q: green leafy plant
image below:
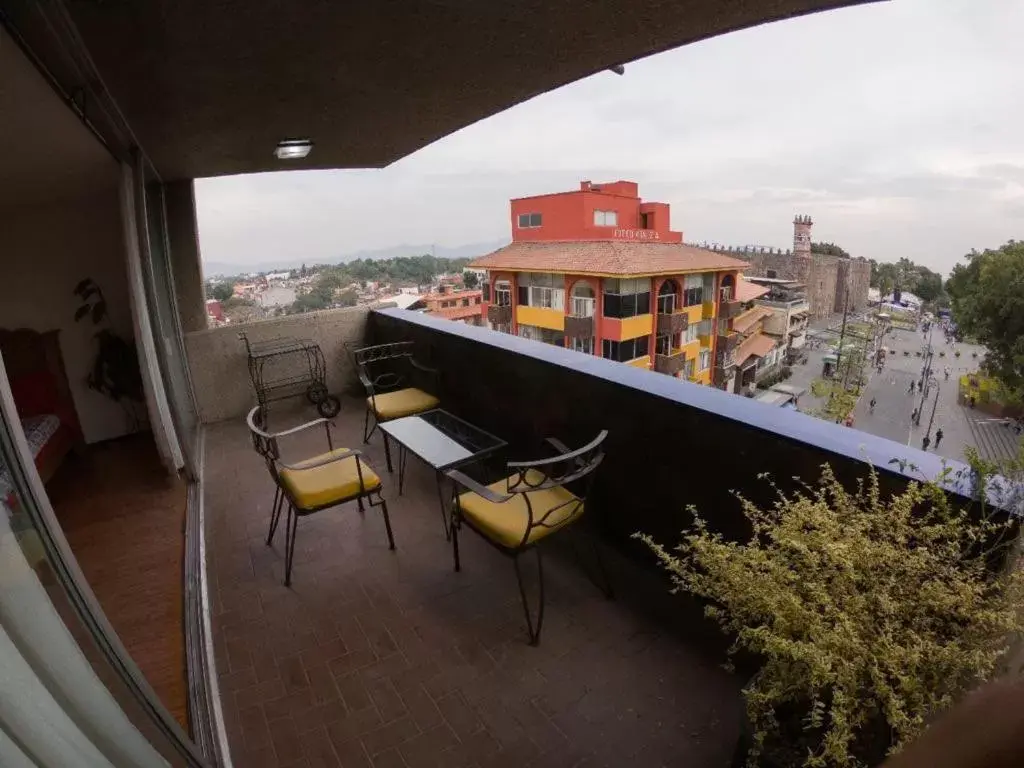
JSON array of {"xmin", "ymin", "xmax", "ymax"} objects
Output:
[
  {"xmin": 636, "ymin": 465, "xmax": 1022, "ymax": 767},
  {"xmin": 73, "ymin": 279, "xmax": 144, "ymax": 417}
]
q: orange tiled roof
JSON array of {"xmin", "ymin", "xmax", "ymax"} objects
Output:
[
  {"xmin": 735, "ymin": 280, "xmax": 771, "ymax": 302},
  {"xmin": 734, "ymin": 332, "xmax": 776, "ymax": 366},
  {"xmin": 469, "ymin": 240, "xmax": 749, "ymax": 276},
  {"xmin": 429, "ymin": 305, "xmax": 483, "ymax": 321},
  {"xmin": 421, "ymin": 288, "xmax": 482, "ymax": 302},
  {"xmin": 732, "ymin": 305, "xmax": 774, "ymax": 335}
]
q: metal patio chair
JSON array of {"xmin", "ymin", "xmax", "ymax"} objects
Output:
[
  {"xmin": 447, "ymin": 431, "xmax": 611, "ymax": 645},
  {"xmin": 246, "ymin": 405, "xmax": 395, "ymax": 586},
  {"xmin": 346, "ymin": 341, "xmax": 440, "ymax": 467}
]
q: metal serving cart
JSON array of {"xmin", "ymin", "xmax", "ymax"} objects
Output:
[{"xmin": 239, "ymin": 333, "xmax": 341, "ymax": 421}]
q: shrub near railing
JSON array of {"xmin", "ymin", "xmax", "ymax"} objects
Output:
[{"xmin": 637, "ymin": 464, "xmax": 1023, "ymax": 768}]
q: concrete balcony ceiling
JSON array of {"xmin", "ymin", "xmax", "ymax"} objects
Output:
[{"xmin": 62, "ymin": 0, "xmax": 871, "ymax": 179}]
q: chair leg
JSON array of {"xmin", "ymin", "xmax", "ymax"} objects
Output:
[
  {"xmin": 266, "ymin": 487, "xmax": 284, "ymax": 546},
  {"xmin": 364, "ymin": 406, "xmax": 380, "ymax": 443},
  {"xmin": 380, "ymin": 499, "xmax": 396, "ymax": 550},
  {"xmin": 357, "ymin": 495, "xmax": 365, "ymax": 515},
  {"xmin": 284, "ymin": 505, "xmax": 299, "ymax": 587},
  {"xmin": 513, "ymin": 549, "xmax": 545, "ymax": 646}
]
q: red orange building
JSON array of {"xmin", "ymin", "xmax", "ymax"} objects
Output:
[
  {"xmin": 471, "ymin": 181, "xmax": 751, "ymax": 388},
  {"xmin": 418, "ymin": 285, "xmax": 483, "ymax": 325}
]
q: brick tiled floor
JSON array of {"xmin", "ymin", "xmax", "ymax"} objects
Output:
[{"xmin": 204, "ymin": 402, "xmax": 739, "ymax": 767}]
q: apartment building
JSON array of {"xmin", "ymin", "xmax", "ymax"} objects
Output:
[
  {"xmin": 418, "ymin": 285, "xmax": 483, "ymax": 324},
  {"xmin": 472, "ymin": 181, "xmax": 750, "ymax": 387}
]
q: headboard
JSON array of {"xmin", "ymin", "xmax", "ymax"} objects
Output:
[{"xmin": 0, "ymin": 328, "xmax": 81, "ymax": 438}]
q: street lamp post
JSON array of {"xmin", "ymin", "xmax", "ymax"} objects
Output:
[{"xmin": 923, "ymin": 377, "xmax": 940, "ymax": 449}]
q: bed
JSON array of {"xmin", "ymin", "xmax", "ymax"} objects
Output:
[{"xmin": 1, "ymin": 328, "xmax": 82, "ymax": 487}]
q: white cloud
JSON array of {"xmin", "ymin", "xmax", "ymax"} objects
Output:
[{"xmin": 196, "ymin": 0, "xmax": 1024, "ymax": 275}]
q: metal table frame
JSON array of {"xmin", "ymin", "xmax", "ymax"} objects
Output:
[{"xmin": 380, "ymin": 409, "xmax": 506, "ymax": 540}]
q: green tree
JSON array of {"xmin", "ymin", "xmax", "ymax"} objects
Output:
[
  {"xmin": 811, "ymin": 241, "xmax": 851, "ymax": 258},
  {"xmin": 462, "ymin": 270, "xmax": 479, "ymax": 289},
  {"xmin": 208, "ymin": 283, "xmax": 234, "ymax": 302},
  {"xmin": 336, "ymin": 288, "xmax": 359, "ymax": 307},
  {"xmin": 947, "ymin": 240, "xmax": 1024, "ymax": 396}
]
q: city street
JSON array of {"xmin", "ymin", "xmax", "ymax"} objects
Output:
[
  {"xmin": 783, "ymin": 313, "xmax": 1012, "ymax": 465},
  {"xmin": 851, "ymin": 327, "xmax": 992, "ymax": 463}
]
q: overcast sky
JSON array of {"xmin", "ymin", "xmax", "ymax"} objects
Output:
[{"xmin": 195, "ymin": 0, "xmax": 1024, "ymax": 277}]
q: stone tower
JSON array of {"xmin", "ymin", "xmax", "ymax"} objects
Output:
[{"xmin": 793, "ymin": 214, "xmax": 813, "ymax": 258}]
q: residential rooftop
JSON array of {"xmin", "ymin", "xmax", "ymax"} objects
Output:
[{"xmin": 469, "ymin": 241, "xmax": 750, "ymax": 277}]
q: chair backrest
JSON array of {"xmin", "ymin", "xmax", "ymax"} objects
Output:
[
  {"xmin": 505, "ymin": 430, "xmax": 608, "ymax": 539},
  {"xmin": 246, "ymin": 405, "xmax": 281, "ymax": 480},
  {"xmin": 345, "ymin": 341, "xmax": 416, "ymax": 394}
]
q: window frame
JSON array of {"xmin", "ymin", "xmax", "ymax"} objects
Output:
[
  {"xmin": 517, "ymin": 212, "xmax": 543, "ymax": 229},
  {"xmin": 593, "ymin": 209, "xmax": 618, "ymax": 227}
]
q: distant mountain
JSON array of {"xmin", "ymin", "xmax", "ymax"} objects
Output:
[{"xmin": 203, "ymin": 239, "xmax": 507, "ymax": 277}]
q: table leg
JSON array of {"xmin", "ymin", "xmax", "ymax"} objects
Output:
[
  {"xmin": 398, "ymin": 444, "xmax": 408, "ymax": 496},
  {"xmin": 435, "ymin": 471, "xmax": 452, "ymax": 541},
  {"xmin": 383, "ymin": 432, "xmax": 394, "ymax": 473}
]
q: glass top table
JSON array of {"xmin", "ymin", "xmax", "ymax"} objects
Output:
[{"xmin": 380, "ymin": 409, "xmax": 506, "ymax": 538}]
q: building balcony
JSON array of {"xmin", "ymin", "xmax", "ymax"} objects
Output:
[
  {"xmin": 654, "ymin": 349, "xmax": 686, "ymax": 376},
  {"xmin": 185, "ymin": 306, "xmax": 974, "ymax": 768},
  {"xmin": 655, "ymin": 310, "xmax": 688, "ymax": 336},
  {"xmin": 565, "ymin": 313, "xmax": 595, "ymax": 339},
  {"xmin": 717, "ymin": 332, "xmax": 739, "ymax": 354},
  {"xmin": 487, "ymin": 303, "xmax": 512, "ymax": 326},
  {"xmin": 720, "ymin": 300, "xmax": 742, "ymax": 319}
]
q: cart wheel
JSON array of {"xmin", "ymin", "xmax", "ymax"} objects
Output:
[
  {"xmin": 317, "ymin": 396, "xmax": 341, "ymax": 418},
  {"xmin": 306, "ymin": 383, "xmax": 327, "ymax": 404}
]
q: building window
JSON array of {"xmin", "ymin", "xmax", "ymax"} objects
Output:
[
  {"xmin": 570, "ymin": 337, "xmax": 595, "ymax": 355},
  {"xmin": 518, "ymin": 212, "xmax": 542, "ymax": 228},
  {"xmin": 518, "ymin": 273, "xmax": 565, "ymax": 310},
  {"xmin": 655, "ymin": 334, "xmax": 672, "ymax": 356},
  {"xmin": 593, "ymin": 210, "xmax": 618, "ymax": 227},
  {"xmin": 656, "ymin": 280, "xmax": 678, "ymax": 315},
  {"xmin": 767, "ymin": 269, "xmax": 777, "ymax": 279},
  {"xmin": 699, "ymin": 348, "xmax": 712, "ymax": 371},
  {"xmin": 640, "ymin": 212, "xmax": 651, "ymax": 229},
  {"xmin": 684, "ymin": 323, "xmax": 700, "ymax": 344},
  {"xmin": 601, "ymin": 335, "xmax": 650, "ymax": 363},
  {"xmin": 682, "ymin": 274, "xmax": 703, "ymax": 307},
  {"xmin": 683, "ymin": 359, "xmax": 696, "ymax": 379},
  {"xmin": 602, "ymin": 278, "xmax": 651, "ymax": 319},
  {"xmin": 482, "ymin": 281, "xmax": 491, "ymax": 302},
  {"xmin": 518, "ymin": 324, "xmax": 564, "ymax": 347},
  {"xmin": 494, "ymin": 281, "xmax": 511, "ymax": 306},
  {"xmin": 461, "ymin": 298, "xmax": 469, "ymax": 307}
]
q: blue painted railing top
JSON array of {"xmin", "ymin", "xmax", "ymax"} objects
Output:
[{"xmin": 374, "ymin": 308, "xmax": 1008, "ymax": 510}]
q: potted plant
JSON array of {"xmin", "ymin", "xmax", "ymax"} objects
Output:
[
  {"xmin": 636, "ymin": 465, "xmax": 1022, "ymax": 767},
  {"xmin": 939, "ymin": 350, "xmax": 946, "ymax": 357},
  {"xmin": 955, "ymin": 350, "xmax": 962, "ymax": 358}
]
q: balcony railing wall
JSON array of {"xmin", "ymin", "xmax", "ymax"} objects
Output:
[
  {"xmin": 367, "ymin": 309, "xmax": 983, "ymax": 560},
  {"xmin": 185, "ymin": 305, "xmax": 371, "ymax": 422}
]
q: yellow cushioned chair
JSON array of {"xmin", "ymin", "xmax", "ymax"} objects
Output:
[
  {"xmin": 346, "ymin": 341, "xmax": 440, "ymax": 472},
  {"xmin": 368, "ymin": 388, "xmax": 439, "ymax": 421},
  {"xmin": 447, "ymin": 431, "xmax": 611, "ymax": 645},
  {"xmin": 247, "ymin": 406, "xmax": 395, "ymax": 586}
]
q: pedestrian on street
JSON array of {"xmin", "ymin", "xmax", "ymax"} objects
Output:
[
  {"xmin": 912, "ymin": 408, "xmax": 919, "ymax": 423},
  {"xmin": 917, "ymin": 379, "xmax": 923, "ymax": 392},
  {"xmin": 869, "ymin": 397, "xmax": 876, "ymax": 412},
  {"xmin": 909, "ymin": 381, "xmax": 915, "ymax": 394},
  {"xmin": 935, "ymin": 428, "xmax": 944, "ymax": 448},
  {"xmin": 922, "ymin": 435, "xmax": 931, "ymax": 451}
]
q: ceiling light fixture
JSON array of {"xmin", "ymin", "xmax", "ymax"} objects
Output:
[{"xmin": 274, "ymin": 139, "xmax": 313, "ymax": 160}]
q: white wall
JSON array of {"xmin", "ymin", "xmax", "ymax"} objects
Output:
[{"xmin": 0, "ymin": 192, "xmax": 138, "ymax": 443}]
